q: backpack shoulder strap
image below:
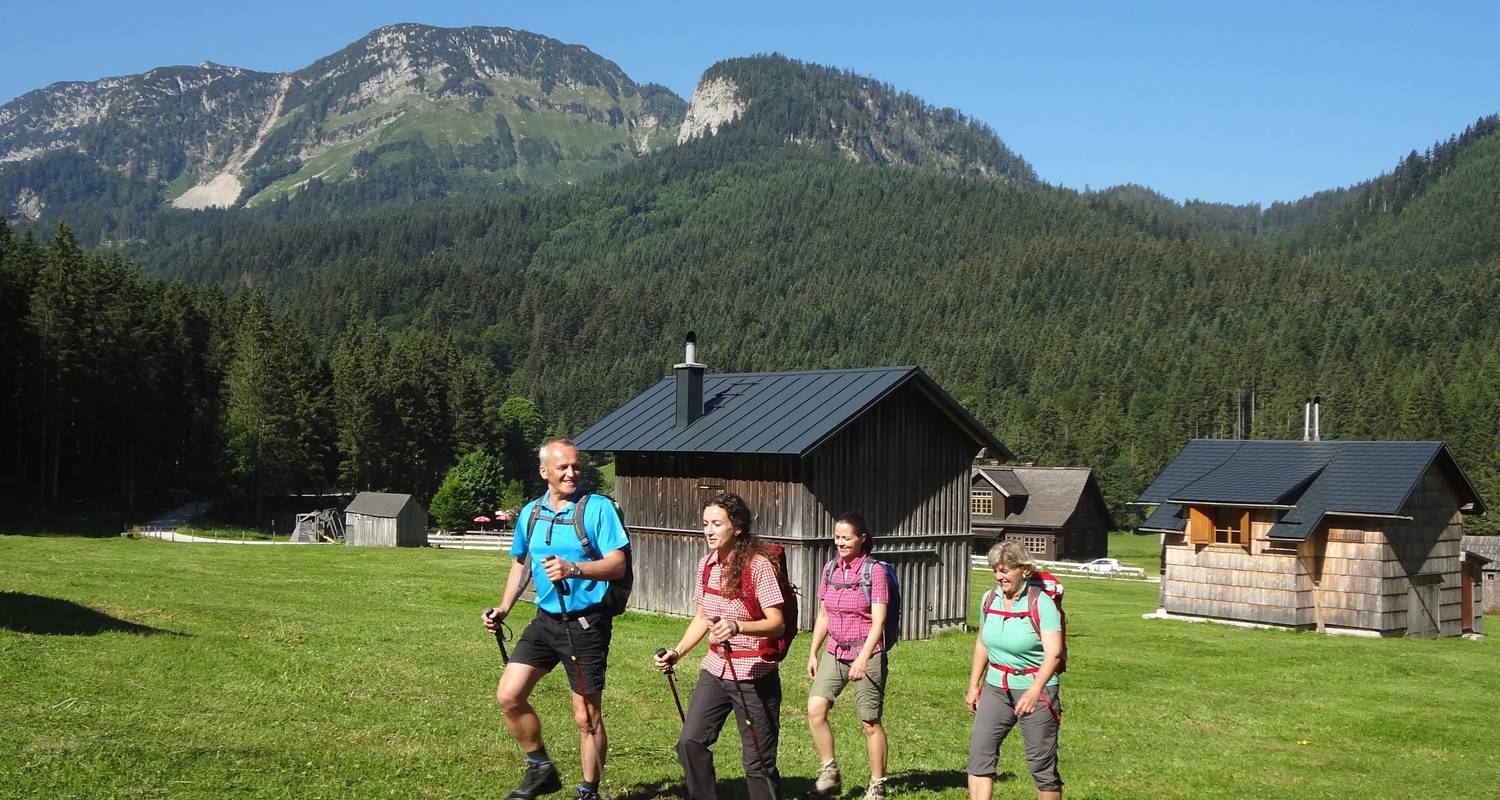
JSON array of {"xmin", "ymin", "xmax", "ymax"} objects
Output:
[
  {"xmin": 860, "ymin": 558, "xmax": 875, "ymax": 606},
  {"xmin": 821, "ymin": 559, "xmax": 837, "ymax": 592},
  {"xmin": 1027, "ymin": 583, "xmax": 1045, "ymax": 638},
  {"xmin": 742, "ymin": 552, "xmax": 765, "ymax": 620},
  {"xmin": 524, "ymin": 499, "xmax": 544, "ymax": 544},
  {"xmin": 569, "ymin": 493, "xmax": 605, "ymax": 560}
]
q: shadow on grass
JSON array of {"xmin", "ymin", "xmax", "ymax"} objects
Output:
[
  {"xmin": 0, "ymin": 592, "xmax": 185, "ymax": 636},
  {"xmin": 612, "ymin": 776, "xmax": 806, "ymax": 800},
  {"xmin": 611, "ymin": 768, "xmax": 971, "ymax": 799}
]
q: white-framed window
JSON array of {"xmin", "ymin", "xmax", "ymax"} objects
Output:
[
  {"xmin": 1022, "ymin": 535, "xmax": 1048, "ymax": 554},
  {"xmin": 971, "ymin": 490, "xmax": 993, "ymax": 516}
]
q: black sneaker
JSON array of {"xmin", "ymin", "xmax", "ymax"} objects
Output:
[
  {"xmin": 573, "ymin": 787, "xmax": 601, "ymax": 800},
  {"xmin": 507, "ymin": 761, "xmax": 563, "ymax": 800}
]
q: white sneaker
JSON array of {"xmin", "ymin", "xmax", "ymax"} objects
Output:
[
  {"xmin": 863, "ymin": 777, "xmax": 887, "ymax": 800},
  {"xmin": 815, "ymin": 760, "xmax": 841, "ymax": 797}
]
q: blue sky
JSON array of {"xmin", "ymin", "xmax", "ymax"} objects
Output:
[{"xmin": 3, "ymin": 1, "xmax": 1497, "ymax": 206}]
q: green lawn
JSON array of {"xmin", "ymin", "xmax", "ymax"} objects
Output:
[
  {"xmin": 2, "ymin": 536, "xmax": 1495, "ymax": 799},
  {"xmin": 1107, "ymin": 531, "xmax": 1161, "ymax": 576}
]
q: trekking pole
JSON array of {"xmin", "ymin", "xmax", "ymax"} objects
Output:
[
  {"xmin": 656, "ymin": 648, "xmax": 686, "ymax": 722},
  {"xmin": 483, "ymin": 607, "xmax": 510, "ymax": 664},
  {"xmin": 548, "ymin": 558, "xmax": 594, "ymax": 736},
  {"xmin": 711, "ymin": 616, "xmax": 779, "ymax": 800},
  {"xmin": 549, "ymin": 557, "xmax": 608, "ymax": 797}
]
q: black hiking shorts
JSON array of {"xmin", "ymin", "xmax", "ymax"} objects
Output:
[{"xmin": 511, "ymin": 608, "xmax": 613, "ymax": 695}]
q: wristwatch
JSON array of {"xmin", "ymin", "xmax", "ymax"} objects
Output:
[{"xmin": 568, "ymin": 563, "xmax": 583, "ymax": 579}]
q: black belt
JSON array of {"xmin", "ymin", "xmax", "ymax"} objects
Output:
[{"xmin": 539, "ymin": 604, "xmax": 605, "ymax": 622}]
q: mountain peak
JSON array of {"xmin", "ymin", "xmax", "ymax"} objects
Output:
[
  {"xmin": 2, "ymin": 24, "xmax": 686, "ymax": 220},
  {"xmin": 680, "ymin": 53, "xmax": 1036, "ymax": 184}
]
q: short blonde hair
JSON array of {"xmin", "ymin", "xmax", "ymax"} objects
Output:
[{"xmin": 986, "ymin": 540, "xmax": 1035, "ymax": 572}]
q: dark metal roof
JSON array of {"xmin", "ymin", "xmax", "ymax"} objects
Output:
[
  {"xmin": 1138, "ymin": 502, "xmax": 1186, "ymax": 533},
  {"xmin": 574, "ymin": 366, "xmax": 1008, "ymax": 458},
  {"xmin": 1135, "ymin": 439, "xmax": 1486, "ymax": 541},
  {"xmin": 1170, "ymin": 443, "xmax": 1330, "ymax": 505},
  {"xmin": 345, "ymin": 492, "xmax": 417, "ymax": 518}
]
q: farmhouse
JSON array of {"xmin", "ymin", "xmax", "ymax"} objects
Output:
[
  {"xmin": 1136, "ymin": 439, "xmax": 1486, "ymax": 637},
  {"xmin": 344, "ymin": 492, "xmax": 428, "ymax": 548},
  {"xmin": 970, "ymin": 465, "xmax": 1113, "ymax": 560},
  {"xmin": 572, "ymin": 339, "xmax": 1008, "ymax": 639}
]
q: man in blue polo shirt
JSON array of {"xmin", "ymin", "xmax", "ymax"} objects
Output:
[{"xmin": 483, "ymin": 437, "xmax": 629, "ymax": 800}]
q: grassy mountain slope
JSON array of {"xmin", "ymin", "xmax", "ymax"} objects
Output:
[{"xmin": 0, "ymin": 24, "xmax": 685, "ymax": 235}]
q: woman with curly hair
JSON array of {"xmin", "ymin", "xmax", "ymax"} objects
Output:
[{"xmin": 654, "ymin": 492, "xmax": 787, "ymax": 800}]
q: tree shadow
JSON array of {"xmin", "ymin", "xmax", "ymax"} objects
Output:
[{"xmin": 0, "ymin": 592, "xmax": 185, "ymax": 636}]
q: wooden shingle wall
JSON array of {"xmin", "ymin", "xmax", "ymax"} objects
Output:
[{"xmin": 1163, "ymin": 464, "xmax": 1468, "ymax": 636}]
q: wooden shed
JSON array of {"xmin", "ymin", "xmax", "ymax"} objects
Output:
[
  {"xmin": 572, "ymin": 345, "xmax": 1009, "ymax": 640},
  {"xmin": 1460, "ymin": 535, "xmax": 1499, "ymax": 622},
  {"xmin": 1136, "ymin": 439, "xmax": 1486, "ymax": 638},
  {"xmin": 344, "ymin": 492, "xmax": 428, "ymax": 548},
  {"xmin": 970, "ymin": 465, "xmax": 1113, "ymax": 560}
]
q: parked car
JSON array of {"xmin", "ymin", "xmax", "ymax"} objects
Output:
[{"xmin": 1081, "ymin": 557, "xmax": 1128, "ymax": 574}]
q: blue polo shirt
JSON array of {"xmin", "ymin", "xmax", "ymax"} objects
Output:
[{"xmin": 512, "ymin": 493, "xmax": 628, "ymax": 615}]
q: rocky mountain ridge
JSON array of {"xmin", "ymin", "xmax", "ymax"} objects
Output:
[{"xmin": 1, "ymin": 23, "xmax": 686, "ymax": 215}]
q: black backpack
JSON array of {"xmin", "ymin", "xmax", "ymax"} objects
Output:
[{"xmin": 522, "ymin": 493, "xmax": 633, "ymax": 616}]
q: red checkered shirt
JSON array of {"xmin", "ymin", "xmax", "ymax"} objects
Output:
[
  {"xmin": 695, "ymin": 550, "xmax": 784, "ymax": 681},
  {"xmin": 818, "ymin": 553, "xmax": 890, "ymax": 658}
]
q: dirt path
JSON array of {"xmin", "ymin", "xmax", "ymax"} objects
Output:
[{"xmin": 136, "ymin": 501, "xmax": 292, "ymax": 545}]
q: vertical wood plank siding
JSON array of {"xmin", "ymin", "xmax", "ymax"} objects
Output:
[
  {"xmin": 612, "ymin": 383, "xmax": 981, "ymax": 638},
  {"xmin": 1162, "ymin": 463, "xmax": 1469, "ymax": 636}
]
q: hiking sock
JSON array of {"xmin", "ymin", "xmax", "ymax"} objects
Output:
[{"xmin": 525, "ymin": 748, "xmax": 552, "ymax": 766}]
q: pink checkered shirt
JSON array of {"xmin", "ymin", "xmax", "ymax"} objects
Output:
[
  {"xmin": 695, "ymin": 551, "xmax": 784, "ymax": 681},
  {"xmin": 818, "ymin": 553, "xmax": 890, "ymax": 658}
]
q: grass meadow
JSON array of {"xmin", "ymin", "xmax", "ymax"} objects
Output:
[{"xmin": 2, "ymin": 533, "xmax": 1495, "ymax": 799}]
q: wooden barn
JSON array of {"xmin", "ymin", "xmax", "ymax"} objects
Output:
[
  {"xmin": 344, "ymin": 492, "xmax": 429, "ymax": 548},
  {"xmin": 1461, "ymin": 535, "xmax": 1499, "ymax": 618},
  {"xmin": 1136, "ymin": 439, "xmax": 1486, "ymax": 638},
  {"xmin": 572, "ymin": 343, "xmax": 1009, "ymax": 639},
  {"xmin": 970, "ymin": 465, "xmax": 1113, "ymax": 560}
]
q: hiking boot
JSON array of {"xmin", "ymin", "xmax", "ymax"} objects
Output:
[
  {"xmin": 863, "ymin": 777, "xmax": 887, "ymax": 800},
  {"xmin": 814, "ymin": 760, "xmax": 841, "ymax": 797},
  {"xmin": 573, "ymin": 787, "xmax": 600, "ymax": 800},
  {"xmin": 507, "ymin": 761, "xmax": 562, "ymax": 800}
]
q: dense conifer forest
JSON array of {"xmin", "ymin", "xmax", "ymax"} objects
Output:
[{"xmin": 4, "ymin": 99, "xmax": 1498, "ymax": 532}]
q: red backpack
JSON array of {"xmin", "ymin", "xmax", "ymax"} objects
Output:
[
  {"xmin": 981, "ymin": 570, "xmax": 1068, "ymax": 673},
  {"xmin": 701, "ymin": 545, "xmax": 799, "ymax": 662}
]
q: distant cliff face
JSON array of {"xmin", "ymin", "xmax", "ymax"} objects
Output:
[
  {"xmin": 0, "ymin": 24, "xmax": 687, "ymax": 216},
  {"xmin": 679, "ymin": 55, "xmax": 1036, "ymax": 184},
  {"xmin": 677, "ymin": 76, "xmax": 746, "ymax": 144}
]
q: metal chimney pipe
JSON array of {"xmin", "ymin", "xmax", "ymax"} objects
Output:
[
  {"xmin": 1303, "ymin": 400, "xmax": 1311, "ymax": 442},
  {"xmin": 1313, "ymin": 395, "xmax": 1321, "ymax": 442},
  {"xmin": 675, "ymin": 332, "xmax": 706, "ymax": 429}
]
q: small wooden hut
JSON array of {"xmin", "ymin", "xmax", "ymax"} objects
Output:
[
  {"xmin": 970, "ymin": 465, "xmax": 1113, "ymax": 560},
  {"xmin": 1136, "ymin": 439, "xmax": 1486, "ymax": 638},
  {"xmin": 572, "ymin": 339, "xmax": 1009, "ymax": 639},
  {"xmin": 344, "ymin": 492, "xmax": 428, "ymax": 547},
  {"xmin": 1461, "ymin": 535, "xmax": 1499, "ymax": 622}
]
